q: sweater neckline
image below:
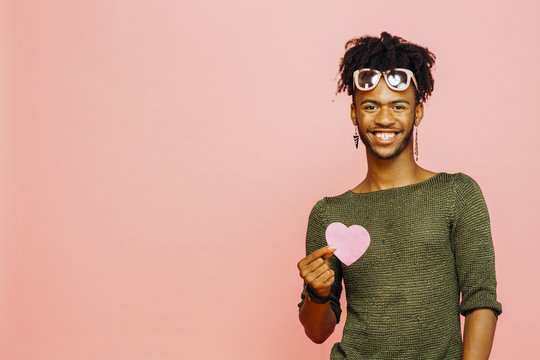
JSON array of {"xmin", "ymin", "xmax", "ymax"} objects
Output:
[{"xmin": 347, "ymin": 172, "xmax": 446, "ymax": 197}]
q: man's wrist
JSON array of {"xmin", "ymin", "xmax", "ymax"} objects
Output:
[{"xmin": 305, "ymin": 283, "xmax": 331, "ymax": 304}]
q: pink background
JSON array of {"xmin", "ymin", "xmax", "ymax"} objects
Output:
[{"xmin": 1, "ymin": 1, "xmax": 539, "ymax": 359}]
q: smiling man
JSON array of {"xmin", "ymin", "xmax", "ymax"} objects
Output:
[{"xmin": 296, "ymin": 32, "xmax": 502, "ymax": 359}]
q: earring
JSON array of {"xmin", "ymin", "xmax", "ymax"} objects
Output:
[
  {"xmin": 415, "ymin": 126, "xmax": 419, "ymax": 161},
  {"xmin": 353, "ymin": 126, "xmax": 359, "ymax": 149}
]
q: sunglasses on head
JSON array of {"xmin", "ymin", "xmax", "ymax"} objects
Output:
[{"xmin": 353, "ymin": 68, "xmax": 418, "ymax": 92}]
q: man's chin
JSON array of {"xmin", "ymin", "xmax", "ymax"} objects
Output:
[
  {"xmin": 370, "ymin": 146, "xmax": 406, "ymax": 160},
  {"xmin": 374, "ymin": 152, "xmax": 399, "ymax": 160}
]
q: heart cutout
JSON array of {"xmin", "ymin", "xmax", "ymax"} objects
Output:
[{"xmin": 325, "ymin": 222, "xmax": 370, "ymax": 266}]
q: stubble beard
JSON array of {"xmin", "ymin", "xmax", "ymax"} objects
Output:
[{"xmin": 358, "ymin": 122, "xmax": 415, "ymax": 160}]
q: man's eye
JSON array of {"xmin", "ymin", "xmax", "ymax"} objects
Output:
[
  {"xmin": 393, "ymin": 105, "xmax": 405, "ymax": 110},
  {"xmin": 363, "ymin": 105, "xmax": 377, "ymax": 111}
]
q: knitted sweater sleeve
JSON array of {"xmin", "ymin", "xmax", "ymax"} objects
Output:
[
  {"xmin": 297, "ymin": 198, "xmax": 344, "ymax": 324},
  {"xmin": 451, "ymin": 173, "xmax": 502, "ymax": 317}
]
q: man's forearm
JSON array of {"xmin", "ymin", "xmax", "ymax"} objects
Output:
[
  {"xmin": 462, "ymin": 308, "xmax": 498, "ymax": 360},
  {"xmin": 298, "ymin": 297, "xmax": 337, "ymax": 344}
]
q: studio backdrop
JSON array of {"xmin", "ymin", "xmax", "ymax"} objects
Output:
[{"xmin": 1, "ymin": 0, "xmax": 538, "ymax": 359}]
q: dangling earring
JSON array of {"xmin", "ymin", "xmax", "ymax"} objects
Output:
[
  {"xmin": 415, "ymin": 126, "xmax": 419, "ymax": 161},
  {"xmin": 353, "ymin": 126, "xmax": 359, "ymax": 149}
]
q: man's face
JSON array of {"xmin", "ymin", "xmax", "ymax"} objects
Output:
[{"xmin": 351, "ymin": 77, "xmax": 423, "ymax": 160}]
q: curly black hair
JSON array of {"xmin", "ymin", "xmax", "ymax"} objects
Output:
[{"xmin": 337, "ymin": 32, "xmax": 436, "ymax": 104}]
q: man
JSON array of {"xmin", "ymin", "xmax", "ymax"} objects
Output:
[{"xmin": 296, "ymin": 32, "xmax": 502, "ymax": 359}]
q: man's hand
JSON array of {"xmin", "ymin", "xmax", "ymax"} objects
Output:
[
  {"xmin": 297, "ymin": 245, "xmax": 337, "ymax": 297},
  {"xmin": 297, "ymin": 245, "xmax": 338, "ymax": 343}
]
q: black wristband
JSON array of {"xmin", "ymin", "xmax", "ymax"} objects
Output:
[{"xmin": 305, "ymin": 283, "xmax": 331, "ymax": 304}]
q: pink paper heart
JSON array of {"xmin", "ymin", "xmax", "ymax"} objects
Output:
[{"xmin": 325, "ymin": 222, "xmax": 370, "ymax": 266}]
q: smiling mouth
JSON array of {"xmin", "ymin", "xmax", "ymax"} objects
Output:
[
  {"xmin": 374, "ymin": 132, "xmax": 396, "ymax": 140},
  {"xmin": 371, "ymin": 130, "xmax": 400, "ymax": 140}
]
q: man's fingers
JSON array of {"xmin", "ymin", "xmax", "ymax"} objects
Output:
[
  {"xmin": 318, "ymin": 268, "xmax": 334, "ymax": 283},
  {"xmin": 324, "ymin": 275, "xmax": 335, "ymax": 287},
  {"xmin": 323, "ymin": 251, "xmax": 335, "ymax": 260},
  {"xmin": 299, "ymin": 257, "xmax": 325, "ymax": 279},
  {"xmin": 310, "ymin": 271, "xmax": 335, "ymax": 296},
  {"xmin": 300, "ymin": 245, "xmax": 336, "ymax": 267},
  {"xmin": 304, "ymin": 262, "xmax": 331, "ymax": 283},
  {"xmin": 297, "ymin": 245, "xmax": 336, "ymax": 278}
]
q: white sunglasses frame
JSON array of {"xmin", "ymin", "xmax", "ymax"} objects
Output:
[{"xmin": 353, "ymin": 68, "xmax": 418, "ymax": 92}]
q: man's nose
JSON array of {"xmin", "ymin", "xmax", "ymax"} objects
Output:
[{"xmin": 374, "ymin": 106, "xmax": 395, "ymax": 126}]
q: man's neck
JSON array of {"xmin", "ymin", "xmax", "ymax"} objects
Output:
[{"xmin": 352, "ymin": 148, "xmax": 436, "ymax": 194}]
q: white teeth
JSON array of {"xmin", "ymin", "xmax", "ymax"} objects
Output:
[{"xmin": 375, "ymin": 132, "xmax": 395, "ymax": 140}]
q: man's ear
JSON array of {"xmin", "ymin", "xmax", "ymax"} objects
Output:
[
  {"xmin": 350, "ymin": 102, "xmax": 357, "ymax": 126},
  {"xmin": 414, "ymin": 103, "xmax": 424, "ymax": 127}
]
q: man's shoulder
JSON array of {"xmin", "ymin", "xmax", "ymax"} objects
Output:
[
  {"xmin": 425, "ymin": 171, "xmax": 482, "ymax": 191},
  {"xmin": 305, "ymin": 188, "xmax": 362, "ymax": 222},
  {"xmin": 317, "ymin": 186, "xmax": 358, "ymax": 204},
  {"xmin": 424, "ymin": 171, "xmax": 479, "ymax": 185},
  {"xmin": 448, "ymin": 172, "xmax": 484, "ymax": 193}
]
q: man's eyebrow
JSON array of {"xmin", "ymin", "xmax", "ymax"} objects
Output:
[
  {"xmin": 360, "ymin": 99, "xmax": 379, "ymax": 105},
  {"xmin": 360, "ymin": 99, "xmax": 410, "ymax": 105}
]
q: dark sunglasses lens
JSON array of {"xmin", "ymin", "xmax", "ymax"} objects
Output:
[
  {"xmin": 386, "ymin": 70, "xmax": 409, "ymax": 90},
  {"xmin": 358, "ymin": 71, "xmax": 379, "ymax": 89}
]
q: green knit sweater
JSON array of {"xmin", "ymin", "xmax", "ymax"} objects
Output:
[{"xmin": 298, "ymin": 172, "xmax": 502, "ymax": 359}]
